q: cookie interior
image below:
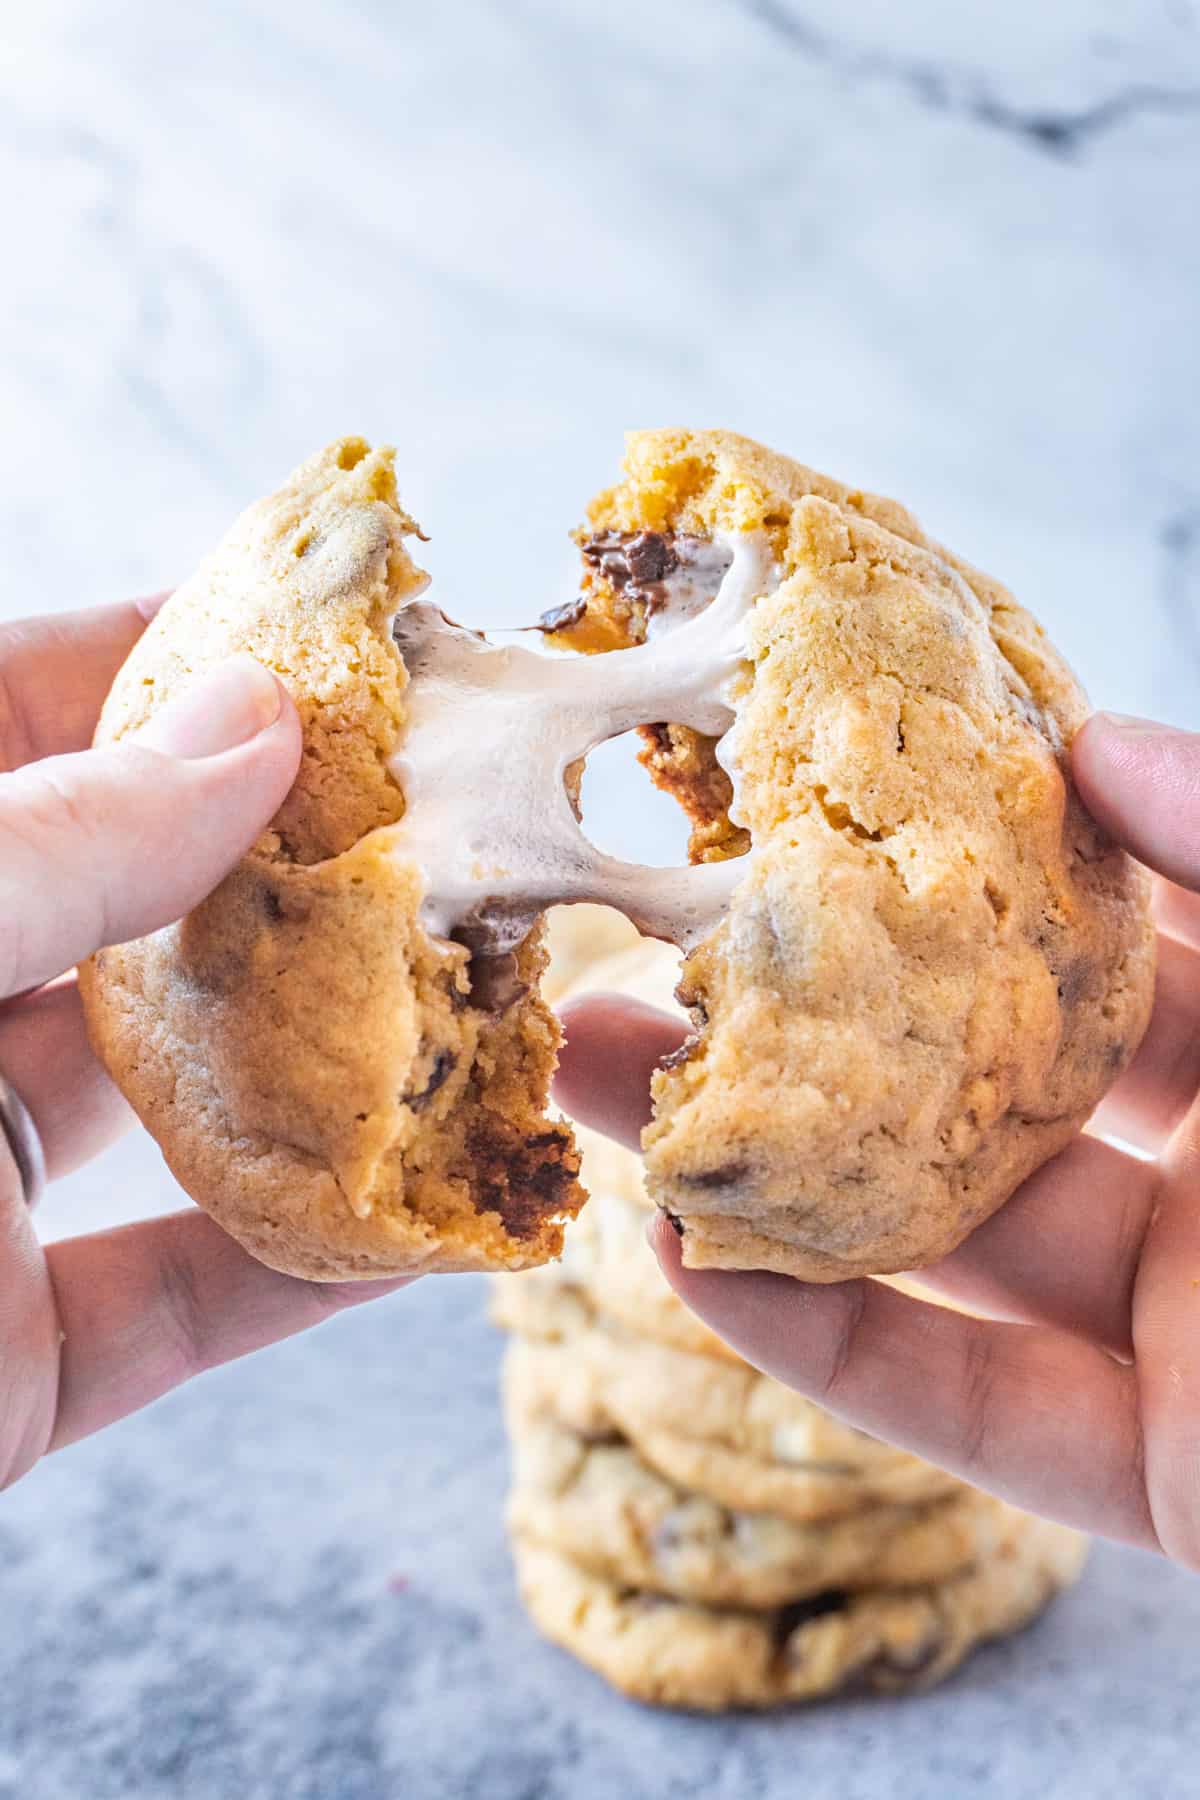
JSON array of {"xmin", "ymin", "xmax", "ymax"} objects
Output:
[{"xmin": 545, "ymin": 529, "xmax": 750, "ymax": 865}]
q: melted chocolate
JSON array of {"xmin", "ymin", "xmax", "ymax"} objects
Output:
[
  {"xmin": 580, "ymin": 530, "xmax": 683, "ymax": 622},
  {"xmin": 407, "ymin": 1049, "xmax": 455, "ymax": 1111},
  {"xmin": 677, "ymin": 1161, "xmax": 750, "ymax": 1191},
  {"xmin": 539, "ymin": 595, "xmax": 587, "ymax": 633},
  {"xmin": 468, "ymin": 1121, "xmax": 581, "ymax": 1239}
]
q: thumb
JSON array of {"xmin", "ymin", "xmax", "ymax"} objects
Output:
[
  {"xmin": 0, "ymin": 656, "xmax": 301, "ymax": 997},
  {"xmin": 1072, "ymin": 713, "xmax": 1200, "ymax": 892},
  {"xmin": 553, "ymin": 995, "xmax": 686, "ymax": 1150}
]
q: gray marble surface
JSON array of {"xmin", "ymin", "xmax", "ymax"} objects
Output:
[
  {"xmin": 2, "ymin": 1266, "xmax": 1200, "ymax": 1800},
  {"xmin": 2, "ymin": 0, "xmax": 1200, "ymax": 1793}
]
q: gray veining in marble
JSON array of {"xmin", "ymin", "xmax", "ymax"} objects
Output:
[{"xmin": 2, "ymin": 1, "xmax": 1199, "ymax": 1794}]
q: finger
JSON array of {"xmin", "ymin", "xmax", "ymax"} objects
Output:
[
  {"xmin": 558, "ymin": 984, "xmax": 1161, "ymax": 1352},
  {"xmin": 553, "ymin": 995, "xmax": 687, "ymax": 1151},
  {"xmin": 1136, "ymin": 1113, "xmax": 1200, "ymax": 1566},
  {"xmin": 0, "ymin": 656, "xmax": 301, "ymax": 998},
  {"xmin": 0, "ymin": 1179, "xmax": 59, "ymax": 1486},
  {"xmin": 1073, "ymin": 714, "xmax": 1200, "ymax": 890},
  {"xmin": 0, "ymin": 979, "xmax": 133, "ymax": 1179},
  {"xmin": 0, "ymin": 595, "xmax": 168, "ymax": 771},
  {"xmin": 44, "ymin": 1209, "xmax": 415, "ymax": 1451},
  {"xmin": 1152, "ymin": 877, "xmax": 1200, "ymax": 953},
  {"xmin": 910, "ymin": 1133, "xmax": 1157, "ymax": 1355},
  {"xmin": 650, "ymin": 1218, "xmax": 1154, "ymax": 1548},
  {"xmin": 1090, "ymin": 930, "xmax": 1200, "ymax": 1153}
]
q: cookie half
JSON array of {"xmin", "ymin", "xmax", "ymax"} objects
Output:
[
  {"xmin": 550, "ymin": 429, "xmax": 1155, "ymax": 1279},
  {"xmin": 80, "ymin": 441, "xmax": 583, "ymax": 1278}
]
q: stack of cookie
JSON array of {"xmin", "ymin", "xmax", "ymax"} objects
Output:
[{"xmin": 492, "ymin": 909, "xmax": 1087, "ymax": 1712}]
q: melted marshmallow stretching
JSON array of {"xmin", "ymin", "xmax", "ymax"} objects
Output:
[
  {"xmin": 643, "ymin": 539, "xmax": 736, "ymax": 637},
  {"xmin": 388, "ymin": 531, "xmax": 778, "ymax": 961}
]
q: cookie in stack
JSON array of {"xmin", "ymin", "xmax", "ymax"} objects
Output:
[{"xmin": 492, "ymin": 908, "xmax": 1087, "ymax": 1712}]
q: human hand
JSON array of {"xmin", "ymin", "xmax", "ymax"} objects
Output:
[
  {"xmin": 555, "ymin": 714, "xmax": 1200, "ymax": 1566},
  {"xmin": 0, "ymin": 600, "xmax": 412, "ymax": 1490}
]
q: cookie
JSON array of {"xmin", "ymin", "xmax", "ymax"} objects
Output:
[
  {"xmin": 512, "ymin": 1517, "xmax": 1087, "ymax": 1710},
  {"xmin": 503, "ymin": 1334, "xmax": 958, "ymax": 1522},
  {"xmin": 549, "ymin": 429, "xmax": 1155, "ymax": 1280},
  {"xmin": 80, "ymin": 440, "xmax": 584, "ymax": 1279},
  {"xmin": 508, "ymin": 1411, "xmax": 1021, "ymax": 1611}
]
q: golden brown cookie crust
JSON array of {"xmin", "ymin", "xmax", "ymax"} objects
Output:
[
  {"xmin": 556, "ymin": 429, "xmax": 1155, "ymax": 1280},
  {"xmin": 81, "ymin": 440, "xmax": 584, "ymax": 1279}
]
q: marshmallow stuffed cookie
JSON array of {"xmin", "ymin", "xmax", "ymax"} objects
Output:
[
  {"xmin": 83, "ymin": 429, "xmax": 1154, "ymax": 1285},
  {"xmin": 545, "ymin": 430, "xmax": 1155, "ymax": 1279},
  {"xmin": 80, "ymin": 440, "xmax": 583, "ymax": 1279}
]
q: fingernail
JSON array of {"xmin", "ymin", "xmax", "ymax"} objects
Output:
[
  {"xmin": 141, "ymin": 657, "xmax": 283, "ymax": 759},
  {"xmin": 135, "ymin": 590, "xmax": 172, "ymax": 622}
]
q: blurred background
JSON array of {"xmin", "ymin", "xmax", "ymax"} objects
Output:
[{"xmin": 2, "ymin": 3, "xmax": 1198, "ymax": 1795}]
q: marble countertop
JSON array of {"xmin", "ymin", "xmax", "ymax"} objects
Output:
[
  {"xmin": 2, "ymin": 0, "xmax": 1199, "ymax": 1793},
  {"xmin": 4, "ymin": 1243, "xmax": 1200, "ymax": 1800}
]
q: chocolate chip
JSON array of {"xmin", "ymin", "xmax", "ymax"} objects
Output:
[
  {"xmin": 463, "ymin": 953, "xmax": 528, "ymax": 1013},
  {"xmin": 450, "ymin": 909, "xmax": 539, "ymax": 1011},
  {"xmin": 1056, "ymin": 958, "xmax": 1095, "ymax": 1008},
  {"xmin": 581, "ymin": 530, "xmax": 680, "ymax": 599},
  {"xmin": 772, "ymin": 1590, "xmax": 849, "ymax": 1647},
  {"xmin": 576, "ymin": 530, "xmax": 692, "ymax": 625},
  {"xmin": 659, "ymin": 1034, "xmax": 700, "ymax": 1073},
  {"xmin": 538, "ymin": 595, "xmax": 587, "ymax": 634},
  {"xmin": 663, "ymin": 1211, "xmax": 685, "ymax": 1236},
  {"xmin": 677, "ymin": 1162, "xmax": 750, "ymax": 1191},
  {"xmin": 407, "ymin": 1049, "xmax": 455, "ymax": 1111},
  {"xmin": 625, "ymin": 532, "xmax": 678, "ymax": 585},
  {"xmin": 468, "ymin": 1121, "xmax": 581, "ymax": 1240},
  {"xmin": 449, "ymin": 922, "xmax": 525, "ymax": 1010}
]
